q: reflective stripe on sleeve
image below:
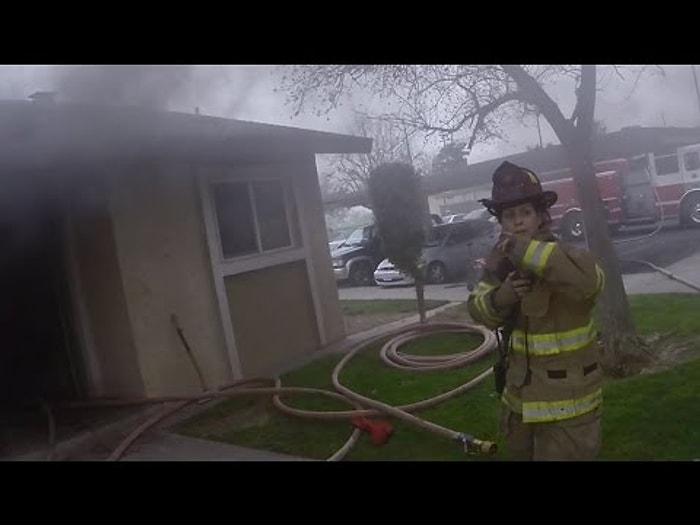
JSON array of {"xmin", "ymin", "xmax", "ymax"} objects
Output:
[
  {"xmin": 471, "ymin": 281, "xmax": 503, "ymax": 325},
  {"xmin": 521, "ymin": 240, "xmax": 556, "ymax": 277}
]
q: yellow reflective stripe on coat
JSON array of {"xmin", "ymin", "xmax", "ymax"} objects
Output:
[
  {"xmin": 471, "ymin": 281, "xmax": 502, "ymax": 325},
  {"xmin": 510, "ymin": 320, "xmax": 597, "ymax": 355},
  {"xmin": 501, "ymin": 387, "xmax": 603, "ymax": 423},
  {"xmin": 523, "ymin": 389, "xmax": 603, "ymax": 423},
  {"xmin": 521, "ymin": 240, "xmax": 556, "ymax": 277},
  {"xmin": 586, "ymin": 263, "xmax": 605, "ymax": 299},
  {"xmin": 502, "ymin": 386, "xmax": 522, "ymax": 413}
]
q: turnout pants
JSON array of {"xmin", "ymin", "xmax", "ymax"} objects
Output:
[{"xmin": 499, "ymin": 405, "xmax": 602, "ymax": 461}]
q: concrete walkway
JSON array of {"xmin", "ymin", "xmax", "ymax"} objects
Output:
[
  {"xmin": 119, "ymin": 432, "xmax": 314, "ymax": 461},
  {"xmin": 337, "ymin": 252, "xmax": 700, "ymax": 302},
  {"xmin": 621, "ymin": 252, "xmax": 700, "ymax": 294}
]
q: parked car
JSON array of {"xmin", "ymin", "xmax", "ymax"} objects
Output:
[
  {"xmin": 328, "ymin": 238, "xmax": 345, "ymax": 252},
  {"xmin": 441, "ymin": 213, "xmax": 468, "ymax": 224},
  {"xmin": 373, "ymin": 218, "xmax": 499, "ymax": 289},
  {"xmin": 331, "ymin": 224, "xmax": 385, "ymax": 286},
  {"xmin": 463, "ymin": 208, "xmax": 496, "ymax": 222},
  {"xmin": 327, "ymin": 226, "xmax": 355, "ymax": 253}
]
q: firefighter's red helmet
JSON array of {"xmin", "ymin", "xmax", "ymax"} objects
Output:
[{"xmin": 479, "ymin": 161, "xmax": 557, "ymax": 215}]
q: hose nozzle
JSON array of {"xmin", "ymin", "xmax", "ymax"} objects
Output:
[{"xmin": 455, "ymin": 432, "xmax": 498, "ymax": 455}]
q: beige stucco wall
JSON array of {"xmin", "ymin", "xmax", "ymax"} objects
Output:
[
  {"xmin": 197, "ymin": 156, "xmax": 346, "ymax": 376},
  {"xmin": 225, "ymin": 260, "xmax": 319, "ymax": 377},
  {"xmin": 292, "ymin": 157, "xmax": 346, "ymax": 345},
  {"xmin": 69, "ymin": 154, "xmax": 346, "ymax": 398},
  {"xmin": 107, "ymin": 162, "xmax": 231, "ymax": 397}
]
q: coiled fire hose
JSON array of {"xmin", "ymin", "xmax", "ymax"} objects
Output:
[{"xmin": 59, "ymin": 321, "xmax": 500, "ymax": 461}]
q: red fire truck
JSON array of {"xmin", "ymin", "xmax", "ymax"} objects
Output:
[{"xmin": 541, "ymin": 143, "xmax": 700, "ymax": 240}]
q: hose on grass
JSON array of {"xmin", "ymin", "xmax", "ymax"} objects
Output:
[{"xmin": 60, "ymin": 321, "xmax": 499, "ymax": 461}]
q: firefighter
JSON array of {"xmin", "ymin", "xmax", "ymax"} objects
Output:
[{"xmin": 467, "ymin": 161, "xmax": 606, "ymax": 461}]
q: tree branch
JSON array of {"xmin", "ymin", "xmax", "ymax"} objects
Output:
[
  {"xmin": 501, "ymin": 64, "xmax": 575, "ymax": 145},
  {"xmin": 576, "ymin": 65, "xmax": 596, "ymax": 146}
]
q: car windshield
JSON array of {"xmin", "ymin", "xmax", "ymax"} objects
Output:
[
  {"xmin": 343, "ymin": 226, "xmax": 370, "ymax": 247},
  {"xmin": 427, "ymin": 218, "xmax": 497, "ymax": 246},
  {"xmin": 464, "ymin": 209, "xmax": 490, "ymax": 221},
  {"xmin": 425, "ymin": 227, "xmax": 448, "ymax": 247},
  {"xmin": 466, "ymin": 218, "xmax": 498, "ymax": 237}
]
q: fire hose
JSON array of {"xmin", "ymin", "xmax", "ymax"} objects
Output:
[
  {"xmin": 52, "ymin": 247, "xmax": 699, "ymax": 460},
  {"xmin": 50, "ymin": 241, "xmax": 698, "ymax": 459},
  {"xmin": 608, "ymin": 171, "xmax": 700, "ymax": 293},
  {"xmin": 57, "ymin": 321, "xmax": 500, "ymax": 461},
  {"xmin": 619, "ymin": 259, "xmax": 700, "ymax": 293}
]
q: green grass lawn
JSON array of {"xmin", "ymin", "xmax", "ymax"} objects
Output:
[
  {"xmin": 175, "ymin": 293, "xmax": 700, "ymax": 461},
  {"xmin": 626, "ymin": 294, "xmax": 700, "ymax": 336},
  {"xmin": 600, "ymin": 358, "xmax": 700, "ymax": 460},
  {"xmin": 340, "ymin": 299, "xmax": 448, "ymax": 316}
]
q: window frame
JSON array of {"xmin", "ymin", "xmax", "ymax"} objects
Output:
[
  {"xmin": 654, "ymin": 154, "xmax": 680, "ymax": 177},
  {"xmin": 207, "ymin": 174, "xmax": 305, "ymax": 276},
  {"xmin": 684, "ymin": 151, "xmax": 700, "ymax": 171}
]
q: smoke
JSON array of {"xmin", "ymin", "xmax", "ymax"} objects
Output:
[
  {"xmin": 0, "ymin": 66, "xmax": 55, "ymax": 100},
  {"xmin": 468, "ymin": 66, "xmax": 700, "ymax": 163},
  {"xmin": 192, "ymin": 66, "xmax": 273, "ymax": 118},
  {"xmin": 45, "ymin": 65, "xmax": 337, "ymax": 126},
  {"xmin": 21, "ymin": 64, "xmax": 700, "ymax": 167},
  {"xmin": 51, "ymin": 65, "xmax": 195, "ymax": 110},
  {"xmin": 597, "ymin": 65, "xmax": 700, "ymax": 128}
]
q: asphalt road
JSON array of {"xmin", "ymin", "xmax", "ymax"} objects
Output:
[
  {"xmin": 611, "ymin": 223, "xmax": 700, "ymax": 274},
  {"xmin": 336, "ymin": 223, "xmax": 700, "ymax": 301}
]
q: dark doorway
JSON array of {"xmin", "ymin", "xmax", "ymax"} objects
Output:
[{"xmin": 0, "ymin": 178, "xmax": 84, "ymax": 454}]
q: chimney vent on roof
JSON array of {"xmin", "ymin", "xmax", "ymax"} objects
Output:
[{"xmin": 28, "ymin": 91, "xmax": 57, "ymax": 103}]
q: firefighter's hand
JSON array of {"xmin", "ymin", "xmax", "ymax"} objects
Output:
[
  {"xmin": 496, "ymin": 232, "xmax": 529, "ymax": 255},
  {"xmin": 495, "ymin": 232, "xmax": 515, "ymax": 254},
  {"xmin": 505, "ymin": 271, "xmax": 532, "ymax": 298}
]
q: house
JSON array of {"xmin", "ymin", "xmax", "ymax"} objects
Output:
[
  {"xmin": 323, "ymin": 125, "xmax": 700, "ymax": 214},
  {"xmin": 0, "ymin": 98, "xmax": 371, "ymax": 405}
]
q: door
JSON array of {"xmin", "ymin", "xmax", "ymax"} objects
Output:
[
  {"xmin": 0, "ymin": 198, "xmax": 84, "ymax": 406},
  {"xmin": 679, "ymin": 145, "xmax": 700, "ymax": 190},
  {"xmin": 650, "ymin": 151, "xmax": 684, "ymax": 218},
  {"xmin": 621, "ymin": 155, "xmax": 656, "ymax": 219}
]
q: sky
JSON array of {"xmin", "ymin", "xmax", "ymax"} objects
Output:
[{"xmin": 2, "ymin": 64, "xmax": 700, "ymax": 166}]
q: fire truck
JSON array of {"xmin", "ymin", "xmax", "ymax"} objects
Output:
[{"xmin": 541, "ymin": 143, "xmax": 700, "ymax": 240}]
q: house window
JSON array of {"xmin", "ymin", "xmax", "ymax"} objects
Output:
[{"xmin": 212, "ymin": 179, "xmax": 295, "ymax": 259}]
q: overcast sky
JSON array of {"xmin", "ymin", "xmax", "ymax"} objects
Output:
[{"xmin": 2, "ymin": 65, "xmax": 699, "ymax": 165}]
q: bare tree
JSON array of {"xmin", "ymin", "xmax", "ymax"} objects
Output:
[
  {"xmin": 278, "ymin": 64, "xmax": 655, "ymax": 376},
  {"xmin": 323, "ymin": 111, "xmax": 428, "ymax": 197}
]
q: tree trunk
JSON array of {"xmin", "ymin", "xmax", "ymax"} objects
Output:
[
  {"xmin": 415, "ymin": 186, "xmax": 431, "ymax": 324},
  {"xmin": 566, "ymin": 152, "xmax": 650, "ymax": 377},
  {"xmin": 505, "ymin": 64, "xmax": 651, "ymax": 377},
  {"xmin": 415, "ymin": 279, "xmax": 427, "ymax": 324}
]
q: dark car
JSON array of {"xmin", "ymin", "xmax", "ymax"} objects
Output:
[{"xmin": 330, "ymin": 224, "xmax": 385, "ymax": 286}]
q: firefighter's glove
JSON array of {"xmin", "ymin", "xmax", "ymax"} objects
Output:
[
  {"xmin": 509, "ymin": 271, "xmax": 532, "ymax": 299},
  {"xmin": 493, "ymin": 271, "xmax": 531, "ymax": 308}
]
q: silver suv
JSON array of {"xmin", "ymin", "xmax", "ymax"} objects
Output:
[{"xmin": 374, "ymin": 218, "xmax": 499, "ymax": 288}]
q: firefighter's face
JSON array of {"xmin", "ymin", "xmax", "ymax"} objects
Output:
[{"xmin": 500, "ymin": 202, "xmax": 543, "ymax": 237}]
